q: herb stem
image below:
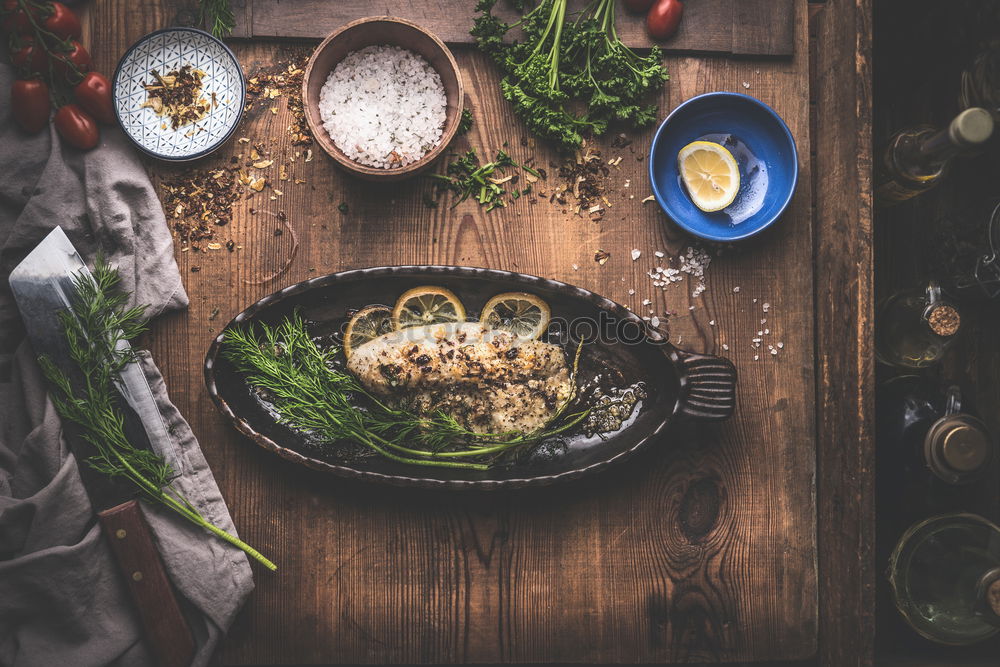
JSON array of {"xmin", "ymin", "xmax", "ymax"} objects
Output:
[{"xmin": 39, "ymin": 259, "xmax": 275, "ymax": 571}]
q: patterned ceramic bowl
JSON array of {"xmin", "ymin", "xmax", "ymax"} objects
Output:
[{"xmin": 113, "ymin": 27, "xmax": 245, "ymax": 161}]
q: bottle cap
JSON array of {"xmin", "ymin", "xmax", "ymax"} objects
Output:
[
  {"xmin": 949, "ymin": 107, "xmax": 995, "ymax": 146},
  {"xmin": 926, "ymin": 304, "xmax": 960, "ymax": 336},
  {"xmin": 924, "ymin": 414, "xmax": 994, "ymax": 483}
]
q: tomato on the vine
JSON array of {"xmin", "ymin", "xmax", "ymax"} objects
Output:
[
  {"xmin": 52, "ymin": 39, "xmax": 90, "ymax": 80},
  {"xmin": 43, "ymin": 3, "xmax": 81, "ymax": 41},
  {"xmin": 2, "ymin": 0, "xmax": 32, "ymax": 32},
  {"xmin": 54, "ymin": 103, "xmax": 99, "ymax": 150},
  {"xmin": 646, "ymin": 0, "xmax": 684, "ymax": 41},
  {"xmin": 10, "ymin": 36, "xmax": 47, "ymax": 73},
  {"xmin": 11, "ymin": 78, "xmax": 51, "ymax": 134},
  {"xmin": 74, "ymin": 71, "xmax": 115, "ymax": 125}
]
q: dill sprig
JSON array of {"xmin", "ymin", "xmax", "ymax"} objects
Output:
[
  {"xmin": 38, "ymin": 259, "xmax": 276, "ymax": 571},
  {"xmin": 223, "ymin": 313, "xmax": 588, "ymax": 469}
]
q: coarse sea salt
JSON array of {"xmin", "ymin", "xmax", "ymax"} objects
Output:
[{"xmin": 318, "ymin": 45, "xmax": 446, "ymax": 169}]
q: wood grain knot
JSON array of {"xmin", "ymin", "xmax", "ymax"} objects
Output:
[{"xmin": 677, "ymin": 477, "xmax": 721, "ymax": 542}]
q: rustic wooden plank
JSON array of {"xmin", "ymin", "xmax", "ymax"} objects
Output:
[
  {"xmin": 231, "ymin": 0, "xmax": 253, "ymax": 39},
  {"xmin": 234, "ymin": 0, "xmax": 793, "ymax": 57},
  {"xmin": 88, "ymin": 0, "xmax": 817, "ymax": 663},
  {"xmin": 810, "ymin": 0, "xmax": 875, "ymax": 665},
  {"xmin": 732, "ymin": 0, "xmax": 795, "ymax": 56}
]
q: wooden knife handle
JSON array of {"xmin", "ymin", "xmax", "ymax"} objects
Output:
[{"xmin": 98, "ymin": 500, "xmax": 196, "ymax": 667}]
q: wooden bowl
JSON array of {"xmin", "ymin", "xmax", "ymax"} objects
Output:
[{"xmin": 302, "ymin": 17, "xmax": 464, "ymax": 181}]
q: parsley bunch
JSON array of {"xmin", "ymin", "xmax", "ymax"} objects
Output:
[{"xmin": 473, "ymin": 0, "xmax": 668, "ymax": 150}]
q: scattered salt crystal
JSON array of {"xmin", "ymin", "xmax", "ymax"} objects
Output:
[
  {"xmin": 754, "ymin": 355, "xmax": 759, "ymax": 361},
  {"xmin": 722, "ymin": 343, "xmax": 729, "ymax": 351},
  {"xmin": 631, "ymin": 249, "xmax": 641, "ymax": 261},
  {"xmin": 709, "ymin": 319, "xmax": 715, "ymax": 326},
  {"xmin": 733, "ymin": 286, "xmax": 741, "ymax": 293},
  {"xmin": 742, "ymin": 81, "xmax": 750, "ymax": 89},
  {"xmin": 572, "ymin": 264, "xmax": 579, "ymax": 270},
  {"xmin": 654, "ymin": 251, "xmax": 665, "ymax": 258},
  {"xmin": 762, "ymin": 302, "xmax": 770, "ymax": 312},
  {"xmin": 764, "ymin": 328, "xmax": 770, "ymax": 334},
  {"xmin": 777, "ymin": 342, "xmax": 784, "ymax": 348},
  {"xmin": 771, "ymin": 349, "xmax": 778, "ymax": 355},
  {"xmin": 688, "ymin": 305, "xmax": 695, "ymax": 311},
  {"xmin": 651, "ymin": 316, "xmax": 660, "ymax": 327},
  {"xmin": 642, "ymin": 298, "xmax": 651, "ymax": 306},
  {"xmin": 628, "ymin": 289, "xmax": 635, "ymax": 295}
]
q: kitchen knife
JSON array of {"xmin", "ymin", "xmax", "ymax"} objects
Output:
[{"xmin": 9, "ymin": 226, "xmax": 196, "ymax": 667}]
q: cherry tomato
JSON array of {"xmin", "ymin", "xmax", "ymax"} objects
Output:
[
  {"xmin": 74, "ymin": 71, "xmax": 115, "ymax": 125},
  {"xmin": 42, "ymin": 2, "xmax": 81, "ymax": 41},
  {"xmin": 54, "ymin": 103, "xmax": 99, "ymax": 150},
  {"xmin": 1, "ymin": 0, "xmax": 33, "ymax": 34},
  {"xmin": 10, "ymin": 35, "xmax": 48, "ymax": 73},
  {"xmin": 52, "ymin": 39, "xmax": 90, "ymax": 80},
  {"xmin": 647, "ymin": 0, "xmax": 684, "ymax": 40},
  {"xmin": 623, "ymin": 0, "xmax": 655, "ymax": 12},
  {"xmin": 11, "ymin": 78, "xmax": 50, "ymax": 134}
]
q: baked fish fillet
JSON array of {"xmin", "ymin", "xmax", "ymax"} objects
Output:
[{"xmin": 346, "ymin": 322, "xmax": 573, "ymax": 434}]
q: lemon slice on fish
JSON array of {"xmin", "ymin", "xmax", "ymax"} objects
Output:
[
  {"xmin": 677, "ymin": 140, "xmax": 740, "ymax": 212},
  {"xmin": 393, "ymin": 286, "xmax": 467, "ymax": 329},
  {"xmin": 480, "ymin": 292, "xmax": 551, "ymax": 339},
  {"xmin": 344, "ymin": 305, "xmax": 394, "ymax": 358}
]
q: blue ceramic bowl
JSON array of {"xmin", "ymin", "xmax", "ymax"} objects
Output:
[
  {"xmin": 648, "ymin": 92, "xmax": 798, "ymax": 242},
  {"xmin": 113, "ymin": 27, "xmax": 245, "ymax": 161}
]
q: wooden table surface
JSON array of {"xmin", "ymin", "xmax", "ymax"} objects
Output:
[{"xmin": 84, "ymin": 1, "xmax": 874, "ymax": 664}]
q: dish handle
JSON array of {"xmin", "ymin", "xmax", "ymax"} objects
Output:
[{"xmin": 675, "ymin": 350, "xmax": 737, "ymax": 421}]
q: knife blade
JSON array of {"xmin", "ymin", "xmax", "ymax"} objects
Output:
[
  {"xmin": 9, "ymin": 226, "xmax": 195, "ymax": 667},
  {"xmin": 8, "ymin": 226, "xmax": 182, "ymax": 474}
]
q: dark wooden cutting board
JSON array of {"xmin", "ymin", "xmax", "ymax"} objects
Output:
[{"xmin": 229, "ymin": 0, "xmax": 794, "ymax": 57}]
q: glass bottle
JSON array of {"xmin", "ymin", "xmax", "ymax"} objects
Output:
[
  {"xmin": 888, "ymin": 513, "xmax": 1000, "ymax": 645},
  {"xmin": 877, "ymin": 377, "xmax": 994, "ymax": 518},
  {"xmin": 876, "ymin": 282, "xmax": 961, "ymax": 368},
  {"xmin": 875, "ymin": 107, "xmax": 994, "ymax": 206}
]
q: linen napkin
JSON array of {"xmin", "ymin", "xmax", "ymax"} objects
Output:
[{"xmin": 0, "ymin": 62, "xmax": 254, "ymax": 667}]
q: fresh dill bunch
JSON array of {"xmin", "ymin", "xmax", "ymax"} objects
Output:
[
  {"xmin": 199, "ymin": 0, "xmax": 235, "ymax": 39},
  {"xmin": 38, "ymin": 258, "xmax": 275, "ymax": 571},
  {"xmin": 222, "ymin": 312, "xmax": 589, "ymax": 469}
]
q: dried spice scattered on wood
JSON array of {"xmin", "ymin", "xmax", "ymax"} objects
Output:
[
  {"xmin": 160, "ymin": 168, "xmax": 239, "ymax": 248},
  {"xmin": 245, "ymin": 57, "xmax": 313, "ymax": 146},
  {"xmin": 141, "ymin": 65, "xmax": 215, "ymax": 130},
  {"xmin": 540, "ymin": 143, "xmax": 614, "ymax": 221}
]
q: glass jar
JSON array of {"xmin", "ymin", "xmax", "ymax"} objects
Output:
[
  {"xmin": 877, "ymin": 377, "xmax": 995, "ymax": 519},
  {"xmin": 888, "ymin": 513, "xmax": 1000, "ymax": 645},
  {"xmin": 876, "ymin": 282, "xmax": 961, "ymax": 368}
]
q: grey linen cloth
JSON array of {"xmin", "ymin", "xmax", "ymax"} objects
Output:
[{"xmin": 0, "ymin": 63, "xmax": 253, "ymax": 666}]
